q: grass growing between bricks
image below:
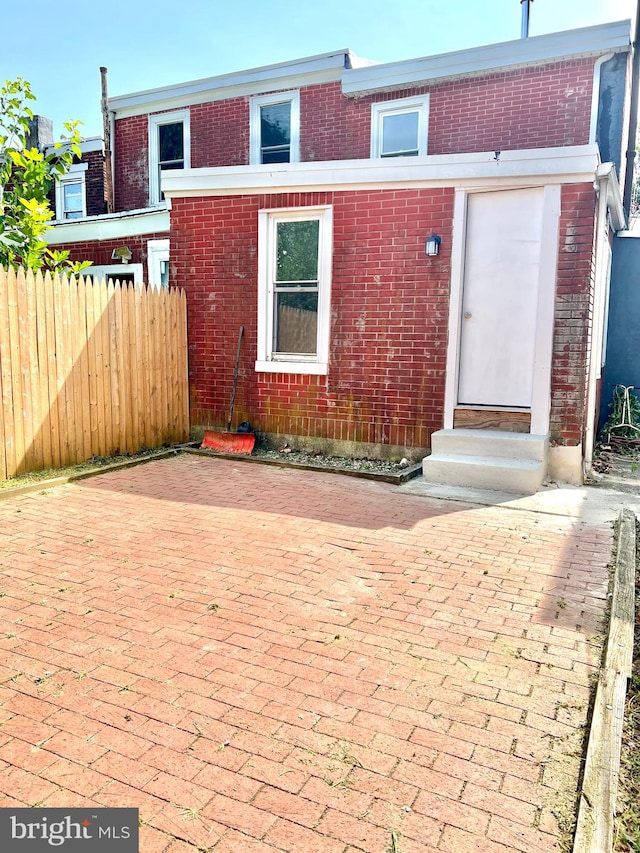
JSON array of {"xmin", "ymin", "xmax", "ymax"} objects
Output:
[{"xmin": 614, "ymin": 521, "xmax": 640, "ymax": 852}]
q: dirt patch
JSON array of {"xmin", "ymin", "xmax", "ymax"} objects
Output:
[{"xmin": 252, "ymin": 447, "xmax": 414, "ymax": 475}]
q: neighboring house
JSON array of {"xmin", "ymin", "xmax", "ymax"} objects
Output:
[{"xmin": 47, "ymin": 20, "xmax": 633, "ymax": 491}]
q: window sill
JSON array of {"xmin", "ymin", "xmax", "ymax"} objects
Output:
[{"xmin": 255, "ymin": 359, "xmax": 328, "ymax": 376}]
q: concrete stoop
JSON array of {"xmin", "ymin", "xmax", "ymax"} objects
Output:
[{"xmin": 422, "ymin": 428, "xmax": 549, "ymax": 494}]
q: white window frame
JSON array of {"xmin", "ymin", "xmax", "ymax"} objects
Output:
[
  {"xmin": 55, "ymin": 163, "xmax": 88, "ymax": 221},
  {"xmin": 370, "ymin": 95, "xmax": 429, "ymax": 158},
  {"xmin": 250, "ymin": 91, "xmax": 300, "ymax": 166},
  {"xmin": 256, "ymin": 206, "xmax": 332, "ymax": 375},
  {"xmin": 148, "ymin": 109, "xmax": 191, "ymax": 206},
  {"xmin": 147, "ymin": 239, "xmax": 170, "ymax": 290},
  {"xmin": 85, "ymin": 263, "xmax": 144, "ymax": 287}
]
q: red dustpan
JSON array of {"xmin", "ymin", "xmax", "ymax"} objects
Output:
[{"xmin": 201, "ymin": 326, "xmax": 255, "ymax": 455}]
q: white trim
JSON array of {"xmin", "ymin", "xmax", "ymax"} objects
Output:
[
  {"xmin": 597, "ymin": 161, "xmax": 626, "ymax": 230},
  {"xmin": 256, "ymin": 205, "xmax": 333, "ymax": 375},
  {"xmin": 148, "ymin": 109, "xmax": 191, "ymax": 206},
  {"xmin": 86, "ymin": 263, "xmax": 144, "ymax": 286},
  {"xmin": 530, "ymin": 184, "xmax": 561, "ymax": 435},
  {"xmin": 342, "ymin": 20, "xmax": 631, "ymax": 95},
  {"xmin": 370, "ymin": 95, "xmax": 429, "ymax": 158},
  {"xmin": 54, "ymin": 163, "xmax": 88, "ymax": 222},
  {"xmin": 443, "ymin": 190, "xmax": 468, "ymax": 430},
  {"xmin": 585, "ymin": 171, "xmax": 615, "ymax": 469},
  {"xmin": 45, "ymin": 136, "xmax": 104, "ymax": 156},
  {"xmin": 163, "ymin": 145, "xmax": 600, "ymax": 199},
  {"xmin": 255, "ymin": 360, "xmax": 328, "ymax": 375},
  {"xmin": 147, "ymin": 238, "xmax": 170, "ymax": 289},
  {"xmin": 46, "ymin": 207, "xmax": 170, "ymax": 245},
  {"xmin": 109, "ymin": 51, "xmax": 350, "ymax": 119},
  {"xmin": 250, "ymin": 90, "xmax": 300, "ymax": 165},
  {"xmin": 589, "ymin": 53, "xmax": 614, "ymax": 144}
]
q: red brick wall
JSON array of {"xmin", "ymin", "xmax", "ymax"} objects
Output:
[
  {"xmin": 113, "ymin": 114, "xmax": 148, "ymax": 212},
  {"xmin": 112, "ymin": 57, "xmax": 596, "ymax": 211},
  {"xmin": 549, "ymin": 182, "xmax": 597, "ymax": 445},
  {"xmin": 84, "ymin": 149, "xmax": 107, "ymax": 217},
  {"xmin": 171, "ymin": 189, "xmax": 454, "ymax": 451},
  {"xmin": 52, "ymin": 232, "xmax": 169, "ymax": 272}
]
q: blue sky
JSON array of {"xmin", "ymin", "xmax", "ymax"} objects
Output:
[{"xmin": 2, "ymin": 0, "xmax": 636, "ymax": 139}]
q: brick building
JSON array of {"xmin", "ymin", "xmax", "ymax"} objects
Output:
[{"xmin": 47, "ymin": 20, "xmax": 632, "ymax": 490}]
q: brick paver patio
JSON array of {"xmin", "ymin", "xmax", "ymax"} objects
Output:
[{"xmin": 0, "ymin": 455, "xmax": 612, "ymax": 852}]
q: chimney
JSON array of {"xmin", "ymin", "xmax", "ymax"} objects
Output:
[
  {"xmin": 26, "ymin": 115, "xmax": 54, "ymax": 151},
  {"xmin": 520, "ymin": 0, "xmax": 534, "ymax": 39}
]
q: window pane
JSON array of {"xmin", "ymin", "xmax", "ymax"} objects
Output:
[
  {"xmin": 382, "ymin": 111, "xmax": 419, "ymax": 155},
  {"xmin": 274, "ymin": 292, "xmax": 318, "ymax": 354},
  {"xmin": 63, "ymin": 182, "xmax": 82, "ymax": 211},
  {"xmin": 159, "ymin": 122, "xmax": 184, "ymax": 163},
  {"xmin": 276, "ymin": 220, "xmax": 319, "ymax": 282},
  {"xmin": 261, "ymin": 102, "xmax": 291, "ymax": 148},
  {"xmin": 262, "ymin": 148, "xmax": 290, "ymax": 164},
  {"xmin": 160, "ymin": 260, "xmax": 169, "ymax": 288}
]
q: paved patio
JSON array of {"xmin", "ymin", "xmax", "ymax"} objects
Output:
[{"xmin": 0, "ymin": 455, "xmax": 614, "ymax": 852}]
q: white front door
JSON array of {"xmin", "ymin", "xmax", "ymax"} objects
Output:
[{"xmin": 457, "ymin": 187, "xmax": 545, "ymax": 408}]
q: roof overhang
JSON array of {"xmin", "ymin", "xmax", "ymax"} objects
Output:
[
  {"xmin": 46, "ymin": 207, "xmax": 170, "ymax": 246},
  {"xmin": 342, "ymin": 19, "xmax": 632, "ymax": 96},
  {"xmin": 109, "ymin": 50, "xmax": 354, "ymax": 119},
  {"xmin": 162, "ymin": 145, "xmax": 601, "ymax": 198}
]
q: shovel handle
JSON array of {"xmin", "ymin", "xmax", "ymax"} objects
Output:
[{"xmin": 227, "ymin": 326, "xmax": 244, "ymax": 432}]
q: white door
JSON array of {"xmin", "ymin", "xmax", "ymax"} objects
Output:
[{"xmin": 458, "ymin": 187, "xmax": 545, "ymax": 408}]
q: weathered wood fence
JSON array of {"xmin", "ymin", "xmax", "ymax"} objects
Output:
[{"xmin": 0, "ymin": 266, "xmax": 189, "ymax": 481}]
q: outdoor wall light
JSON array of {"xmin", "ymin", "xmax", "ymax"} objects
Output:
[
  {"xmin": 425, "ymin": 235, "xmax": 441, "ymax": 256},
  {"xmin": 111, "ymin": 245, "xmax": 132, "ymax": 264}
]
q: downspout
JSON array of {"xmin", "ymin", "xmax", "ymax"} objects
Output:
[{"xmin": 623, "ymin": 1, "xmax": 640, "ymax": 213}]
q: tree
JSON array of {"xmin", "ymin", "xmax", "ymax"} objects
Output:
[{"xmin": 0, "ymin": 77, "xmax": 90, "ymax": 272}]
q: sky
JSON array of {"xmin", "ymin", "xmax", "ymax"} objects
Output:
[{"xmin": 2, "ymin": 0, "xmax": 637, "ymax": 139}]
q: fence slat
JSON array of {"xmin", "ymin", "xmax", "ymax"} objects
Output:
[
  {"xmin": 0, "ymin": 269, "xmax": 14, "ymax": 479},
  {"xmin": 7, "ymin": 268, "xmax": 26, "ymax": 474},
  {"xmin": 35, "ymin": 270, "xmax": 53, "ymax": 470},
  {"xmin": 0, "ymin": 267, "xmax": 188, "ymax": 481},
  {"xmin": 43, "ymin": 270, "xmax": 61, "ymax": 469}
]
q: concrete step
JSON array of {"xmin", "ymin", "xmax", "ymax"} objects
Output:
[
  {"xmin": 430, "ymin": 428, "xmax": 548, "ymax": 461},
  {"xmin": 423, "ymin": 452, "xmax": 546, "ymax": 494},
  {"xmin": 423, "ymin": 429, "xmax": 549, "ymax": 494}
]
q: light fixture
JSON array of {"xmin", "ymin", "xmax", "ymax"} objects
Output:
[
  {"xmin": 111, "ymin": 246, "xmax": 132, "ymax": 264},
  {"xmin": 425, "ymin": 234, "xmax": 441, "ymax": 257}
]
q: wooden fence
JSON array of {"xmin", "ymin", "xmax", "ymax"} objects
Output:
[{"xmin": 0, "ymin": 266, "xmax": 189, "ymax": 481}]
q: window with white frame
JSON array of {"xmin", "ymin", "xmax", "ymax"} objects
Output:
[
  {"xmin": 85, "ymin": 264, "xmax": 144, "ymax": 287},
  {"xmin": 147, "ymin": 239, "xmax": 170, "ymax": 289},
  {"xmin": 370, "ymin": 96, "xmax": 429, "ymax": 158},
  {"xmin": 250, "ymin": 91, "xmax": 300, "ymax": 165},
  {"xmin": 55, "ymin": 163, "xmax": 88, "ymax": 220},
  {"xmin": 148, "ymin": 110, "xmax": 191, "ymax": 205},
  {"xmin": 256, "ymin": 206, "xmax": 332, "ymax": 375}
]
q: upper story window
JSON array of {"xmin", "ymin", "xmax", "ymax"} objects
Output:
[
  {"xmin": 148, "ymin": 110, "xmax": 191, "ymax": 205},
  {"xmin": 250, "ymin": 91, "xmax": 300, "ymax": 165},
  {"xmin": 370, "ymin": 96, "xmax": 429, "ymax": 158},
  {"xmin": 55, "ymin": 163, "xmax": 88, "ymax": 221}
]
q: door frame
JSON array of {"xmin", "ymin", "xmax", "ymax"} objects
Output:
[{"xmin": 443, "ymin": 184, "xmax": 561, "ymax": 436}]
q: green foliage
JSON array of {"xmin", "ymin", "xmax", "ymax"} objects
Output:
[{"xmin": 0, "ymin": 77, "xmax": 91, "ymax": 272}]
